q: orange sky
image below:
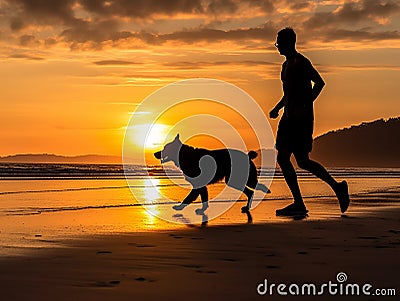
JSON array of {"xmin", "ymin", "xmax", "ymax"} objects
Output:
[{"xmin": 0, "ymin": 0, "xmax": 399, "ymax": 158}]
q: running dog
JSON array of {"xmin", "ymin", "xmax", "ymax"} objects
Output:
[{"xmin": 154, "ymin": 134, "xmax": 270, "ymax": 214}]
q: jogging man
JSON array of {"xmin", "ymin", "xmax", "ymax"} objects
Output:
[{"xmin": 270, "ymin": 27, "xmax": 350, "ymax": 216}]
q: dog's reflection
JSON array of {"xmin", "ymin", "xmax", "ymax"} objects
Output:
[{"xmin": 172, "ymin": 210, "xmax": 253, "ymax": 226}]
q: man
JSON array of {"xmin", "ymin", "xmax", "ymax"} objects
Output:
[{"xmin": 270, "ymin": 27, "xmax": 350, "ymax": 216}]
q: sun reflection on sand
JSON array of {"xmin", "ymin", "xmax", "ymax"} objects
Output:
[
  {"xmin": 142, "ymin": 177, "xmax": 161, "ymax": 227},
  {"xmin": 143, "ymin": 177, "xmax": 161, "ymax": 202}
]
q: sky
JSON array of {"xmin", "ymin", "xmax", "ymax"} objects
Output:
[{"xmin": 0, "ymin": 0, "xmax": 399, "ymax": 159}]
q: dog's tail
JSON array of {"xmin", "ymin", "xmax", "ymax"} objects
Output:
[
  {"xmin": 248, "ymin": 150, "xmax": 258, "ymax": 160},
  {"xmin": 255, "ymin": 183, "xmax": 271, "ymax": 194}
]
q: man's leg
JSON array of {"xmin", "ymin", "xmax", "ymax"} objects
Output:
[
  {"xmin": 276, "ymin": 150, "xmax": 308, "ymax": 215},
  {"xmin": 294, "ymin": 151, "xmax": 350, "ymax": 213},
  {"xmin": 294, "ymin": 151, "xmax": 338, "ymax": 188},
  {"xmin": 277, "ymin": 150, "xmax": 303, "ymax": 204}
]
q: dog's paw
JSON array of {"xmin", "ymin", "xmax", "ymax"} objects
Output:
[
  {"xmin": 241, "ymin": 206, "xmax": 250, "ymax": 213},
  {"xmin": 172, "ymin": 204, "xmax": 186, "ymax": 211},
  {"xmin": 195, "ymin": 208, "xmax": 205, "ymax": 215}
]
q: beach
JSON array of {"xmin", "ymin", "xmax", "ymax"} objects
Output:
[
  {"xmin": 0, "ymin": 166, "xmax": 399, "ymax": 300},
  {"xmin": 0, "ymin": 203, "xmax": 399, "ymax": 301}
]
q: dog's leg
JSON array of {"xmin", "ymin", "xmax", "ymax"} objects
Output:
[
  {"xmin": 195, "ymin": 187, "xmax": 209, "ymax": 215},
  {"xmin": 241, "ymin": 187, "xmax": 254, "ymax": 213},
  {"xmin": 255, "ymin": 182, "xmax": 271, "ymax": 193},
  {"xmin": 173, "ymin": 188, "xmax": 200, "ymax": 211}
]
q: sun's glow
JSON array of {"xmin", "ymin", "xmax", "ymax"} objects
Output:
[{"xmin": 131, "ymin": 123, "xmax": 171, "ymax": 150}]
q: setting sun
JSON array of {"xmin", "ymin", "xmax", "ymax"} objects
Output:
[{"xmin": 131, "ymin": 123, "xmax": 171, "ymax": 150}]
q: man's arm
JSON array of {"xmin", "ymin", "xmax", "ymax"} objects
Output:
[
  {"xmin": 310, "ymin": 65, "xmax": 325, "ymax": 102},
  {"xmin": 270, "ymin": 95, "xmax": 286, "ymax": 118}
]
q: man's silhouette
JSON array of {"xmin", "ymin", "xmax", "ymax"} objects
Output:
[{"xmin": 270, "ymin": 27, "xmax": 350, "ymax": 216}]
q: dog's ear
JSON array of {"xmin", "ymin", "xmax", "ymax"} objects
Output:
[{"xmin": 174, "ymin": 134, "xmax": 182, "ymax": 145}]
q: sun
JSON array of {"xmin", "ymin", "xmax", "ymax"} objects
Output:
[
  {"xmin": 131, "ymin": 123, "xmax": 170, "ymax": 150},
  {"xmin": 145, "ymin": 123, "xmax": 171, "ymax": 149}
]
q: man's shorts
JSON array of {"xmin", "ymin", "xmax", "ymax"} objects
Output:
[{"xmin": 276, "ymin": 118, "xmax": 314, "ymax": 153}]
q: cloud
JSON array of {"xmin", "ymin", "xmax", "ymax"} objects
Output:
[
  {"xmin": 19, "ymin": 34, "xmax": 40, "ymax": 46},
  {"xmin": 5, "ymin": 0, "xmax": 274, "ymax": 26},
  {"xmin": 79, "ymin": 0, "xmax": 205, "ymax": 18},
  {"xmin": 58, "ymin": 18, "xmax": 137, "ymax": 50},
  {"xmin": 163, "ymin": 60, "xmax": 279, "ymax": 69},
  {"xmin": 78, "ymin": 0, "xmax": 275, "ymax": 18},
  {"xmin": 304, "ymin": 0, "xmax": 400, "ymax": 28},
  {"xmin": 10, "ymin": 17, "xmax": 24, "ymax": 31},
  {"xmin": 323, "ymin": 28, "xmax": 400, "ymax": 41},
  {"xmin": 2, "ymin": 0, "xmax": 274, "ymax": 48},
  {"xmin": 93, "ymin": 60, "xmax": 139, "ymax": 66},
  {"xmin": 6, "ymin": 0, "xmax": 77, "ymax": 30},
  {"xmin": 8, "ymin": 53, "xmax": 44, "ymax": 60},
  {"xmin": 138, "ymin": 22, "xmax": 277, "ymax": 45},
  {"xmin": 1, "ymin": 0, "xmax": 399, "ymax": 50}
]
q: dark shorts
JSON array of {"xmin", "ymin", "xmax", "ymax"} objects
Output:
[{"xmin": 276, "ymin": 118, "xmax": 314, "ymax": 153}]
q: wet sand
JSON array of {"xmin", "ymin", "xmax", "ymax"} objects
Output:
[{"xmin": 0, "ymin": 199, "xmax": 399, "ymax": 301}]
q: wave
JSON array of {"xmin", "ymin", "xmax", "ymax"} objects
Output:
[
  {"xmin": 1, "ymin": 163, "xmax": 400, "ymax": 179},
  {"xmin": 0, "ymin": 183, "xmax": 187, "ymax": 196}
]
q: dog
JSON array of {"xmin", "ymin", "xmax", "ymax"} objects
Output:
[{"xmin": 154, "ymin": 134, "xmax": 270, "ymax": 214}]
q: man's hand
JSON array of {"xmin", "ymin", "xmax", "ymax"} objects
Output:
[{"xmin": 269, "ymin": 107, "xmax": 280, "ymax": 119}]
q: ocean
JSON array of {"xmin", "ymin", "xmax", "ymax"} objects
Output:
[{"xmin": 0, "ymin": 163, "xmax": 399, "ymax": 255}]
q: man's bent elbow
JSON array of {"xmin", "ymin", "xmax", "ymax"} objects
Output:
[{"xmin": 317, "ymin": 80, "xmax": 325, "ymax": 91}]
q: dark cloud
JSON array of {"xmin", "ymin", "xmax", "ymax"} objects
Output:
[
  {"xmin": 323, "ymin": 28, "xmax": 400, "ymax": 41},
  {"xmin": 60, "ymin": 19, "xmax": 133, "ymax": 46},
  {"xmin": 7, "ymin": 0, "xmax": 76, "ymax": 29},
  {"xmin": 305, "ymin": 0, "xmax": 400, "ymax": 28},
  {"xmin": 163, "ymin": 60, "xmax": 279, "ymax": 69},
  {"xmin": 44, "ymin": 38, "xmax": 58, "ymax": 47},
  {"xmin": 10, "ymin": 17, "xmax": 24, "ymax": 31},
  {"xmin": 3, "ymin": 0, "xmax": 276, "ymax": 48},
  {"xmin": 288, "ymin": 1, "xmax": 314, "ymax": 11},
  {"xmin": 93, "ymin": 60, "xmax": 139, "ymax": 65},
  {"xmin": 247, "ymin": 0, "xmax": 274, "ymax": 13},
  {"xmin": 206, "ymin": 0, "xmax": 238, "ymax": 14},
  {"xmin": 78, "ymin": 0, "xmax": 274, "ymax": 18},
  {"xmin": 139, "ymin": 22, "xmax": 277, "ymax": 45},
  {"xmin": 9, "ymin": 53, "xmax": 44, "ymax": 60},
  {"xmin": 79, "ymin": 0, "xmax": 205, "ymax": 17},
  {"xmin": 5, "ymin": 0, "xmax": 274, "ymax": 27},
  {"xmin": 59, "ymin": 20, "xmax": 277, "ymax": 48},
  {"xmin": 2, "ymin": 0, "xmax": 399, "ymax": 49},
  {"xmin": 19, "ymin": 34, "xmax": 39, "ymax": 46}
]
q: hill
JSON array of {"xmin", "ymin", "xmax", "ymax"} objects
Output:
[{"xmin": 311, "ymin": 117, "xmax": 400, "ymax": 167}]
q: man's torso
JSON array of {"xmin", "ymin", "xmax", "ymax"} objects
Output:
[{"xmin": 281, "ymin": 52, "xmax": 314, "ymax": 121}]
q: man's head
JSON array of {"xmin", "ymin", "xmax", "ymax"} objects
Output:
[{"xmin": 275, "ymin": 27, "xmax": 296, "ymax": 56}]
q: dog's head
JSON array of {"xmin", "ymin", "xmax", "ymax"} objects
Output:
[{"xmin": 154, "ymin": 134, "xmax": 182, "ymax": 164}]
